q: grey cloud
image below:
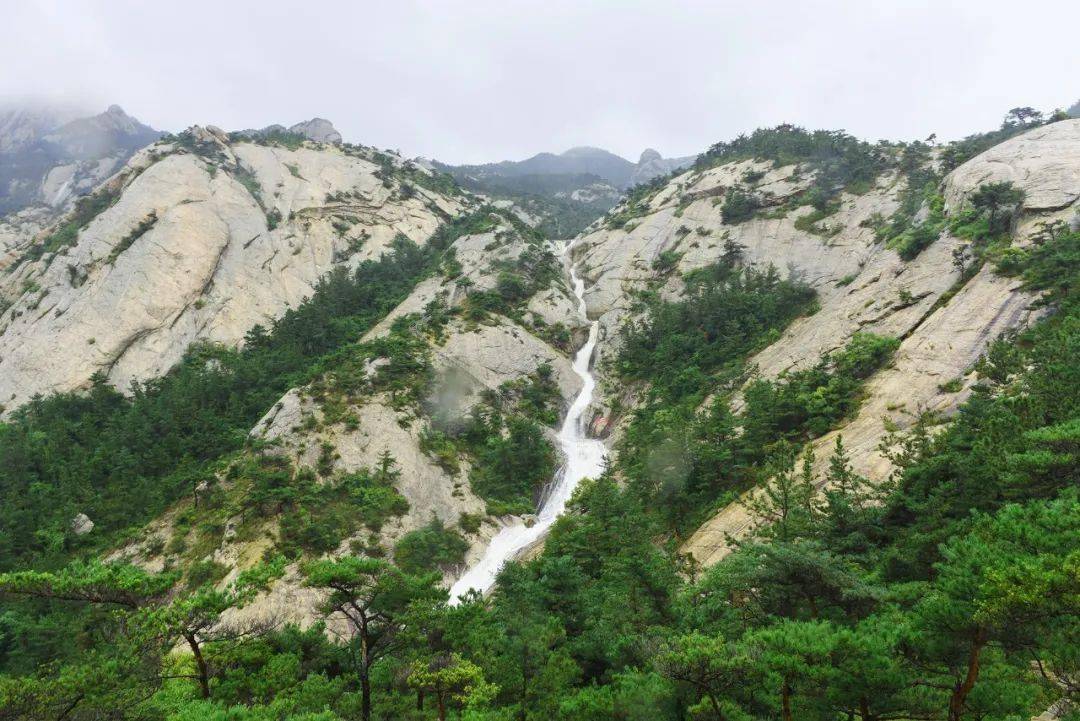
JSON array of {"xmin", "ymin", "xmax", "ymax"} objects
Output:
[{"xmin": 2, "ymin": 0, "xmax": 1078, "ymax": 163}]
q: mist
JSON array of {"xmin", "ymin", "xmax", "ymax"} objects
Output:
[{"xmin": 3, "ymin": 0, "xmax": 1078, "ymax": 163}]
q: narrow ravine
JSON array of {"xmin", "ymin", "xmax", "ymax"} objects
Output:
[{"xmin": 449, "ymin": 240, "xmax": 607, "ymax": 601}]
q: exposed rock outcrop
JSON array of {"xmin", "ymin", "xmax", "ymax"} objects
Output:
[
  {"xmin": 108, "ymin": 215, "xmax": 584, "ymax": 626},
  {"xmin": 944, "ymin": 119, "xmax": 1080, "ymax": 212},
  {"xmin": 287, "ymin": 118, "xmax": 343, "ymax": 144},
  {"xmin": 628, "ymin": 147, "xmax": 697, "ymax": 187},
  {"xmin": 248, "ymin": 218, "xmax": 583, "ymax": 541},
  {"xmin": 0, "ymin": 129, "xmax": 470, "ymax": 412},
  {"xmin": 570, "ymin": 120, "xmax": 1080, "ymax": 567},
  {"xmin": 70, "ymin": 513, "xmax": 94, "ymax": 535},
  {"xmin": 236, "ymin": 118, "xmax": 344, "ymax": 144},
  {"xmin": 84, "ymin": 119, "xmax": 1080, "ymax": 627}
]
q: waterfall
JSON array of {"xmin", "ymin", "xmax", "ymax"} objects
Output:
[{"xmin": 449, "ymin": 240, "xmax": 607, "ymax": 602}]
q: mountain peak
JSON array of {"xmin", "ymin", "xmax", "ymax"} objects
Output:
[
  {"xmin": 236, "ymin": 118, "xmax": 343, "ymax": 144},
  {"xmin": 638, "ymin": 148, "xmax": 662, "ymax": 164},
  {"xmin": 561, "ymin": 146, "xmax": 623, "ymax": 160},
  {"xmin": 288, "ymin": 118, "xmax": 342, "ymax": 144},
  {"xmin": 0, "ymin": 103, "xmax": 161, "ymax": 214}
]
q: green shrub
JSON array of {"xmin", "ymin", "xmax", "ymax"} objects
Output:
[
  {"xmin": 466, "ymin": 415, "xmax": 555, "ymax": 514},
  {"xmin": 393, "ymin": 518, "xmax": 468, "ymax": 574},
  {"xmin": 458, "ymin": 513, "xmax": 482, "ymax": 534},
  {"xmin": 742, "ymin": 333, "xmax": 899, "ymax": 444},
  {"xmin": 185, "ymin": 559, "xmax": 228, "ymax": 590},
  {"xmin": 697, "ymin": 124, "xmax": 891, "ymax": 209},
  {"xmin": 652, "ymin": 250, "xmax": 683, "ymax": 274},
  {"xmin": 720, "ymin": 187, "xmax": 761, "ymax": 224},
  {"xmin": 794, "ymin": 208, "xmax": 841, "ymax": 237},
  {"xmin": 266, "ymin": 208, "xmax": 283, "ymax": 230}
]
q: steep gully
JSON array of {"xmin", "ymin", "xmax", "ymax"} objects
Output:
[{"xmin": 449, "ymin": 241, "xmax": 607, "ymax": 601}]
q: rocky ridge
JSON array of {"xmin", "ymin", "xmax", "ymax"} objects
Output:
[
  {"xmin": 569, "ymin": 119, "xmax": 1080, "ymax": 566},
  {"xmin": 0, "ymin": 125, "xmax": 469, "ymax": 411},
  {"xmin": 0, "ymin": 104, "xmax": 161, "ymax": 216}
]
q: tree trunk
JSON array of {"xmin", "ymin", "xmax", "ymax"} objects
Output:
[
  {"xmin": 859, "ymin": 695, "xmax": 872, "ymax": 721},
  {"xmin": 183, "ymin": 632, "xmax": 211, "ymax": 699},
  {"xmin": 359, "ymin": 625, "xmax": 372, "ymax": 721},
  {"xmin": 360, "ymin": 669, "xmax": 372, "ymax": 721},
  {"xmin": 706, "ymin": 692, "xmax": 725, "ymax": 721},
  {"xmin": 781, "ymin": 680, "xmax": 793, "ymax": 721},
  {"xmin": 948, "ymin": 627, "xmax": 988, "ymax": 721},
  {"xmin": 436, "ymin": 691, "xmax": 447, "ymax": 721}
]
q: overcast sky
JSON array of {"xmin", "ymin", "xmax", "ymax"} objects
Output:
[{"xmin": 3, "ymin": 0, "xmax": 1078, "ymax": 164}]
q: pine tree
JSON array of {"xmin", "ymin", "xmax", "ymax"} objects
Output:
[{"xmin": 744, "ymin": 443, "xmax": 818, "ymax": 542}]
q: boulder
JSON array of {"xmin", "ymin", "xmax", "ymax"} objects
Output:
[
  {"xmin": 71, "ymin": 513, "xmax": 94, "ymax": 535},
  {"xmin": 944, "ymin": 119, "xmax": 1080, "ymax": 212},
  {"xmin": 288, "ymin": 118, "xmax": 343, "ymax": 144}
]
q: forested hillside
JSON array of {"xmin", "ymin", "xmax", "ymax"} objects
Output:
[{"xmin": 0, "ymin": 110, "xmax": 1077, "ymax": 721}]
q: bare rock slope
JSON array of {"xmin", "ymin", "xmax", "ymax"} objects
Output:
[
  {"xmin": 0, "ymin": 126, "xmax": 469, "ymax": 411},
  {"xmin": 571, "ymin": 120, "xmax": 1079, "ymax": 566}
]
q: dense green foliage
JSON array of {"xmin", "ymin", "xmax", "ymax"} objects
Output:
[
  {"xmin": 2, "ymin": 241, "xmax": 1077, "ymax": 721},
  {"xmin": 741, "ymin": 333, "xmax": 900, "ymax": 444},
  {"xmin": 443, "ymin": 171, "xmax": 617, "ymax": 237},
  {"xmin": 242, "ymin": 452, "xmax": 410, "ymax": 558},
  {"xmin": 614, "ymin": 255, "xmax": 832, "ymax": 532},
  {"xmin": 393, "ymin": 519, "xmax": 469, "ymax": 575},
  {"xmin": 719, "ymin": 186, "xmax": 761, "ymax": 224},
  {"xmin": 422, "ymin": 364, "xmax": 562, "ymax": 515}
]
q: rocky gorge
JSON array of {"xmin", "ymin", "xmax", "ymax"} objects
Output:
[{"xmin": 0, "ymin": 109, "xmax": 1077, "ymax": 721}]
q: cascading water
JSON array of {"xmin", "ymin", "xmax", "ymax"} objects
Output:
[{"xmin": 449, "ymin": 240, "xmax": 607, "ymax": 602}]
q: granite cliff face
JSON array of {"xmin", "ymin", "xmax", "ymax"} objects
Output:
[
  {"xmin": 568, "ymin": 119, "xmax": 1080, "ymax": 565},
  {"xmin": 236, "ymin": 118, "xmax": 344, "ymax": 144},
  {"xmin": 0, "ymin": 125, "xmax": 468, "ymax": 411}
]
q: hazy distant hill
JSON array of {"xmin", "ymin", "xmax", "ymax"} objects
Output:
[
  {"xmin": 0, "ymin": 104, "xmax": 161, "ymax": 216},
  {"xmin": 434, "ymin": 146, "xmax": 696, "ymax": 236},
  {"xmin": 441, "ymin": 145, "xmax": 695, "ymax": 189}
]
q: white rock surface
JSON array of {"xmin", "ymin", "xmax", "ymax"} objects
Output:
[
  {"xmin": 569, "ymin": 121, "xmax": 1078, "ymax": 567},
  {"xmin": 70, "ymin": 513, "xmax": 94, "ymax": 535},
  {"xmin": 287, "ymin": 118, "xmax": 343, "ymax": 144},
  {"xmin": 0, "ymin": 132, "xmax": 468, "ymax": 412},
  {"xmin": 94, "ymin": 121, "xmax": 1080, "ymax": 621},
  {"xmin": 944, "ymin": 119, "xmax": 1080, "ymax": 212}
]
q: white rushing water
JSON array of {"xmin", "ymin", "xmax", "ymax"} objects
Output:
[{"xmin": 449, "ymin": 241, "xmax": 607, "ymax": 602}]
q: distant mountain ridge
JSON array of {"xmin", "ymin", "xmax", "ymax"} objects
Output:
[
  {"xmin": 234, "ymin": 117, "xmax": 343, "ymax": 144},
  {"xmin": 0, "ymin": 104, "xmax": 161, "ymax": 215},
  {"xmin": 432, "ymin": 145, "xmax": 696, "ymax": 237},
  {"xmin": 440, "ymin": 145, "xmax": 696, "ymax": 189}
]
